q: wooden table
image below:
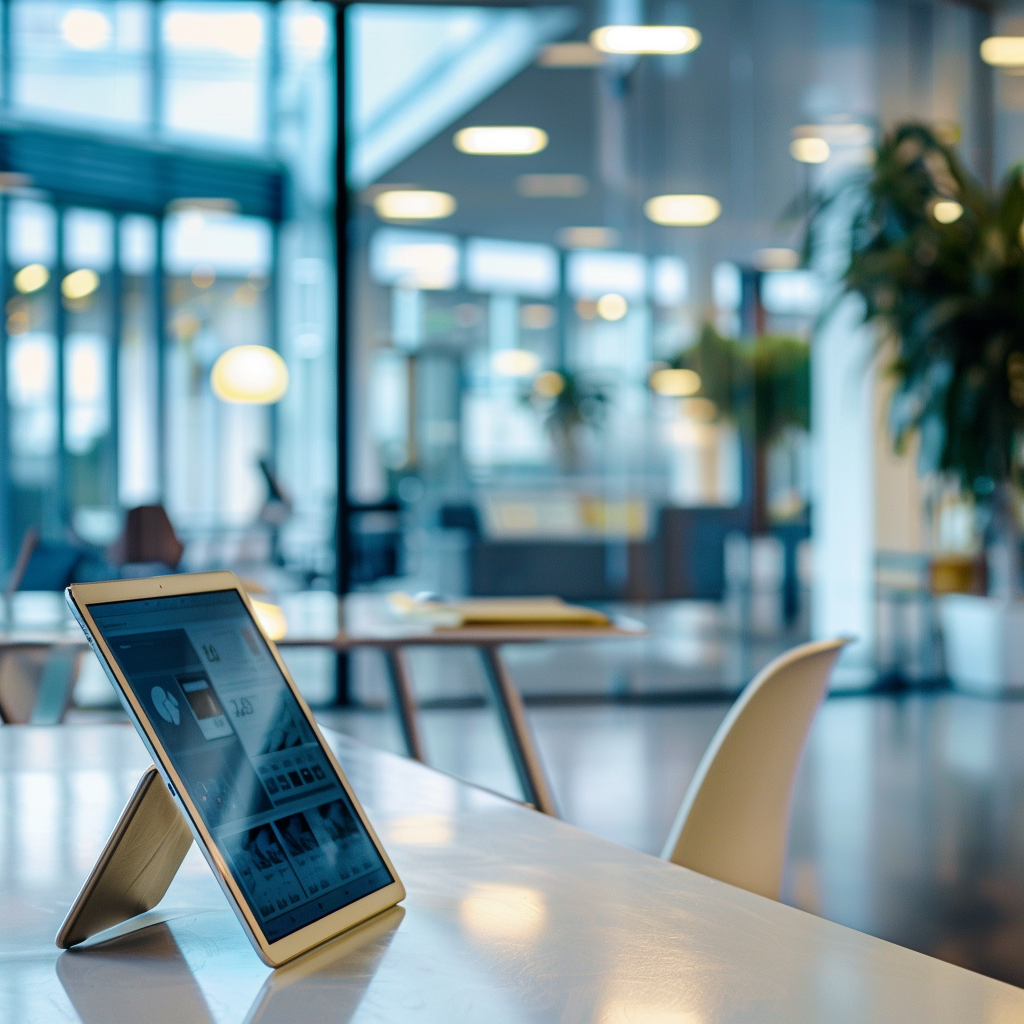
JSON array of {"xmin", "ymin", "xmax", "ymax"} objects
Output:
[
  {"xmin": 1, "ymin": 723, "xmax": 1021, "ymax": 1023},
  {"xmin": 0, "ymin": 592, "xmax": 644, "ymax": 817}
]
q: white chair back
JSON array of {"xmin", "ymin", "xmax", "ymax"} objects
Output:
[{"xmin": 661, "ymin": 637, "xmax": 850, "ymax": 900}]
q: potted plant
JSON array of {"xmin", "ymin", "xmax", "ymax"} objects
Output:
[
  {"xmin": 664, "ymin": 323, "xmax": 811, "ymax": 529},
  {"xmin": 803, "ymin": 123, "xmax": 1024, "ymax": 692},
  {"xmin": 526, "ymin": 368, "xmax": 609, "ymax": 473}
]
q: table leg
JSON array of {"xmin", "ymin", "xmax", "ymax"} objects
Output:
[
  {"xmin": 479, "ymin": 645, "xmax": 558, "ymax": 817},
  {"xmin": 30, "ymin": 645, "xmax": 81, "ymax": 725},
  {"xmin": 383, "ymin": 648, "xmax": 427, "ymax": 762}
]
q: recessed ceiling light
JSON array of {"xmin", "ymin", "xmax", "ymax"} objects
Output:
[
  {"xmin": 644, "ymin": 194, "xmax": 721, "ymax": 227},
  {"xmin": 454, "ymin": 126, "xmax": 548, "ymax": 156},
  {"xmin": 557, "ymin": 226, "xmax": 620, "ymax": 249},
  {"xmin": 981, "ymin": 36, "xmax": 1024, "ymax": 66},
  {"xmin": 373, "ymin": 190, "xmax": 456, "ymax": 220},
  {"xmin": 590, "ymin": 24, "xmax": 701, "ymax": 55},
  {"xmin": 538, "ymin": 42, "xmax": 605, "ymax": 67},
  {"xmin": 790, "ymin": 137, "xmax": 830, "ymax": 164},
  {"xmin": 517, "ymin": 174, "xmax": 588, "ymax": 198}
]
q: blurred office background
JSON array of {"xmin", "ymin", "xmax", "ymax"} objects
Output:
[{"xmin": 7, "ymin": 0, "xmax": 1024, "ymax": 990}]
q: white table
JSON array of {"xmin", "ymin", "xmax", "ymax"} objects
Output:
[
  {"xmin": 0, "ymin": 592, "xmax": 645, "ymax": 816},
  {"xmin": 0, "ymin": 724, "xmax": 1021, "ymax": 1022}
]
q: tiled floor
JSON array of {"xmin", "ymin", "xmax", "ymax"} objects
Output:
[{"xmin": 320, "ymin": 691, "xmax": 1024, "ymax": 989}]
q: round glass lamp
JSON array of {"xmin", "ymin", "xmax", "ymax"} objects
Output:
[{"xmin": 211, "ymin": 345, "xmax": 289, "ymax": 404}]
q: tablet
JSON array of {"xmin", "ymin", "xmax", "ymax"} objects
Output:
[{"xmin": 65, "ymin": 571, "xmax": 405, "ymax": 966}]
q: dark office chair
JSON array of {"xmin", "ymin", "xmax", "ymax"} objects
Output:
[
  {"xmin": 6, "ymin": 528, "xmax": 84, "ymax": 594},
  {"xmin": 108, "ymin": 505, "xmax": 185, "ymax": 577}
]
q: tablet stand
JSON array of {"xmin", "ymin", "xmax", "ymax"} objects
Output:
[{"xmin": 56, "ymin": 766, "xmax": 194, "ymax": 949}]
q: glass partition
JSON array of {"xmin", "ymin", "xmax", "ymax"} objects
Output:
[
  {"xmin": 344, "ymin": 0, "xmax": 988, "ymax": 644},
  {"xmin": 0, "ymin": 0, "xmax": 338, "ymax": 592}
]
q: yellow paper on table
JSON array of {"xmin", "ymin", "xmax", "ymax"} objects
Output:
[{"xmin": 388, "ymin": 593, "xmax": 610, "ymax": 627}]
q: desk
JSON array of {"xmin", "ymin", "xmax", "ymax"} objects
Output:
[
  {"xmin": 278, "ymin": 593, "xmax": 644, "ymax": 815},
  {"xmin": 0, "ymin": 724, "xmax": 1021, "ymax": 1023},
  {"xmin": 0, "ymin": 592, "xmax": 643, "ymax": 817}
]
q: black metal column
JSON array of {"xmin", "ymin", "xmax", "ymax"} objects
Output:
[
  {"xmin": 154, "ymin": 215, "xmax": 166, "ymax": 502},
  {"xmin": 54, "ymin": 206, "xmax": 67, "ymax": 537},
  {"xmin": 333, "ymin": 3, "xmax": 351, "ymax": 704},
  {"xmin": 0, "ymin": 195, "xmax": 9, "ymax": 571},
  {"xmin": 109, "ymin": 217, "xmax": 122, "ymax": 509}
]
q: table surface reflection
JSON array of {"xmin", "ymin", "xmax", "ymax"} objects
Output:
[
  {"xmin": 0, "ymin": 724, "xmax": 1021, "ymax": 1023},
  {"xmin": 0, "ymin": 591, "xmax": 644, "ymax": 648}
]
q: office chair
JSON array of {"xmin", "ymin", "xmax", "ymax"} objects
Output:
[
  {"xmin": 662, "ymin": 637, "xmax": 850, "ymax": 900},
  {"xmin": 108, "ymin": 505, "xmax": 185, "ymax": 577}
]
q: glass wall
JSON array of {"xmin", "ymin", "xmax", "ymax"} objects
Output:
[
  {"xmin": 347, "ymin": 0, "xmax": 989, "ymax": 625},
  {"xmin": 0, "ymin": 0, "xmax": 338, "ymax": 586}
]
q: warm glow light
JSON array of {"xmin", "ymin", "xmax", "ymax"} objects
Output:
[
  {"xmin": 61, "ymin": 269, "xmax": 100, "ymax": 300},
  {"xmin": 596, "ymin": 293, "xmax": 628, "ymax": 321},
  {"xmin": 651, "ymin": 367, "xmax": 701, "ymax": 396},
  {"xmin": 599, "ymin": 1001, "xmax": 705, "ymax": 1024},
  {"xmin": 164, "ymin": 11, "xmax": 263, "ymax": 59},
  {"xmin": 289, "ymin": 14, "xmax": 327, "ymax": 55},
  {"xmin": 14, "ymin": 264, "xmax": 49, "ymax": 294},
  {"xmin": 386, "ymin": 815, "xmax": 452, "ymax": 845},
  {"xmin": 790, "ymin": 137, "xmax": 830, "ymax": 163},
  {"xmin": 753, "ymin": 247, "xmax": 800, "ymax": 271},
  {"xmin": 933, "ymin": 200, "xmax": 964, "ymax": 224},
  {"xmin": 492, "ymin": 349, "xmax": 541, "ymax": 377},
  {"xmin": 557, "ymin": 226, "xmax": 620, "ymax": 249},
  {"xmin": 644, "ymin": 194, "xmax": 721, "ymax": 227},
  {"xmin": 373, "ymin": 190, "xmax": 456, "ymax": 220},
  {"xmin": 534, "ymin": 371, "xmax": 565, "ymax": 397},
  {"xmin": 211, "ymin": 345, "xmax": 289, "ymax": 404},
  {"xmin": 61, "ymin": 8, "xmax": 112, "ymax": 50},
  {"xmin": 251, "ymin": 600, "xmax": 287, "ymax": 640},
  {"xmin": 191, "ymin": 263, "xmax": 216, "ymax": 288},
  {"xmin": 454, "ymin": 126, "xmax": 548, "ymax": 155},
  {"xmin": 537, "ymin": 42, "xmax": 605, "ymax": 67},
  {"xmin": 460, "ymin": 884, "xmax": 547, "ymax": 942},
  {"xmin": 520, "ymin": 303, "xmax": 555, "ymax": 329},
  {"xmin": 981, "ymin": 36, "xmax": 1024, "ymax": 67},
  {"xmin": 590, "ymin": 24, "xmax": 701, "ymax": 55}
]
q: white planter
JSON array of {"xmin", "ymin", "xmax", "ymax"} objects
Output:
[{"xmin": 939, "ymin": 594, "xmax": 1024, "ymax": 694}]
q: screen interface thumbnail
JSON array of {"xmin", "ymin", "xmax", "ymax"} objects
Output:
[{"xmin": 87, "ymin": 590, "xmax": 392, "ymax": 942}]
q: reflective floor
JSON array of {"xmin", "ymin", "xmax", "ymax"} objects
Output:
[{"xmin": 320, "ymin": 692, "xmax": 1024, "ymax": 989}]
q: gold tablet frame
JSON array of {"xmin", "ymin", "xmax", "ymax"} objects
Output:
[{"xmin": 61, "ymin": 570, "xmax": 405, "ymax": 966}]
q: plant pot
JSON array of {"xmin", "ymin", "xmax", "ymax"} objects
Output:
[{"xmin": 938, "ymin": 594, "xmax": 1024, "ymax": 694}]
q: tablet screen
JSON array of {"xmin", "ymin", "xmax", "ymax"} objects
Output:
[{"xmin": 86, "ymin": 589, "xmax": 393, "ymax": 942}]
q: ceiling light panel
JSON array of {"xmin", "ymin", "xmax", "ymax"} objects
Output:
[
  {"xmin": 590, "ymin": 25, "xmax": 701, "ymax": 55},
  {"xmin": 373, "ymin": 190, "xmax": 456, "ymax": 220},
  {"xmin": 644, "ymin": 194, "xmax": 721, "ymax": 227},
  {"xmin": 454, "ymin": 126, "xmax": 548, "ymax": 155}
]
